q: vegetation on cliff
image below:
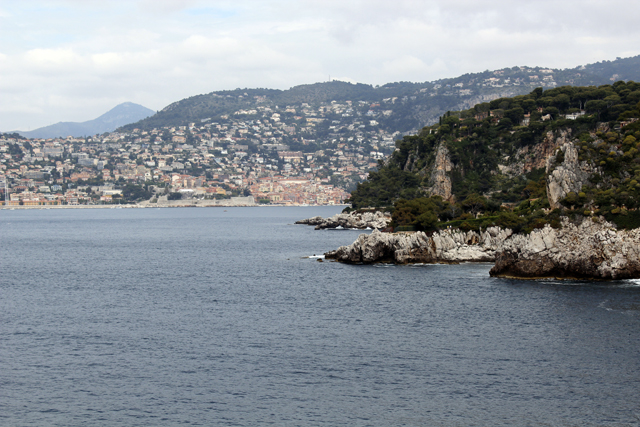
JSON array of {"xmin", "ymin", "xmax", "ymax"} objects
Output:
[{"xmin": 347, "ymin": 82, "xmax": 640, "ymax": 231}]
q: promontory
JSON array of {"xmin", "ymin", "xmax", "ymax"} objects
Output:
[{"xmin": 307, "ymin": 83, "xmax": 640, "ymax": 280}]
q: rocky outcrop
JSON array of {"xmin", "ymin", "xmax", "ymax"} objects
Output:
[
  {"xmin": 296, "ymin": 211, "xmax": 391, "ymax": 230},
  {"xmin": 425, "ymin": 143, "xmax": 454, "ymax": 202},
  {"xmin": 324, "ymin": 227, "xmax": 512, "ymax": 264},
  {"xmin": 490, "ymin": 218, "xmax": 640, "ymax": 280},
  {"xmin": 546, "ymin": 140, "xmax": 597, "ymax": 209},
  {"xmin": 496, "ymin": 129, "xmax": 602, "ymax": 209},
  {"xmin": 497, "ymin": 129, "xmax": 570, "ymax": 177},
  {"xmin": 324, "ymin": 217, "xmax": 640, "ymax": 280}
]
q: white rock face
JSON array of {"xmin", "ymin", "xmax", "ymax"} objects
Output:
[
  {"xmin": 325, "ymin": 227, "xmax": 512, "ymax": 264},
  {"xmin": 295, "ymin": 211, "xmax": 391, "ymax": 230},
  {"xmin": 497, "ymin": 129, "xmax": 570, "ymax": 177},
  {"xmin": 426, "ymin": 143, "xmax": 454, "ymax": 202},
  {"xmin": 324, "ymin": 218, "xmax": 640, "ymax": 280},
  {"xmin": 545, "ymin": 140, "xmax": 596, "ymax": 209},
  {"xmin": 490, "ymin": 218, "xmax": 640, "ymax": 280}
]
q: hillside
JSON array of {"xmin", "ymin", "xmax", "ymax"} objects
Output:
[
  {"xmin": 120, "ymin": 55, "xmax": 640, "ymax": 136},
  {"xmin": 346, "ymin": 81, "xmax": 640, "ymax": 231},
  {"xmin": 19, "ymin": 102, "xmax": 154, "ymax": 139}
]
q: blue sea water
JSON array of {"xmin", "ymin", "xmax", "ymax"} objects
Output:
[{"xmin": 1, "ymin": 206, "xmax": 639, "ymax": 426}]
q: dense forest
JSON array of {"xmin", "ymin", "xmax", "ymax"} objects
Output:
[{"xmin": 346, "ymin": 82, "xmax": 640, "ymax": 231}]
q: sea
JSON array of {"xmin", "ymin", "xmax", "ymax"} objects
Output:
[{"xmin": 1, "ymin": 206, "xmax": 639, "ymax": 427}]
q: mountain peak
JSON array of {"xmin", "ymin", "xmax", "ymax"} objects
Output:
[{"xmin": 17, "ymin": 102, "xmax": 155, "ymax": 139}]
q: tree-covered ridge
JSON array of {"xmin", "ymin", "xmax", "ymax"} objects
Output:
[
  {"xmin": 1, "ymin": 132, "xmax": 26, "ymax": 140},
  {"xmin": 121, "ymin": 55, "xmax": 640, "ymax": 135},
  {"xmin": 347, "ymin": 81, "xmax": 640, "ymax": 231}
]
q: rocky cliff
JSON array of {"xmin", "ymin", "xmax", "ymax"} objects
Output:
[
  {"xmin": 545, "ymin": 138, "xmax": 598, "ymax": 209},
  {"xmin": 490, "ymin": 218, "xmax": 640, "ymax": 279},
  {"xmin": 324, "ymin": 226, "xmax": 512, "ymax": 264},
  {"xmin": 498, "ymin": 129, "xmax": 569, "ymax": 177},
  {"xmin": 425, "ymin": 143, "xmax": 454, "ymax": 201},
  {"xmin": 296, "ymin": 211, "xmax": 391, "ymax": 230},
  {"xmin": 324, "ymin": 217, "xmax": 640, "ymax": 280}
]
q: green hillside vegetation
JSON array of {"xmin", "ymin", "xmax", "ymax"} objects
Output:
[
  {"xmin": 120, "ymin": 55, "xmax": 640, "ymax": 135},
  {"xmin": 124, "ymin": 79, "xmax": 486, "ymax": 136},
  {"xmin": 347, "ymin": 81, "xmax": 640, "ymax": 231},
  {"xmin": 1, "ymin": 132, "xmax": 26, "ymax": 140}
]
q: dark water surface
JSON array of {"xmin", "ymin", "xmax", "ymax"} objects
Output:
[{"xmin": 1, "ymin": 206, "xmax": 639, "ymax": 426}]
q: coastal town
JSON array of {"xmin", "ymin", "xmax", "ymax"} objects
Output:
[
  {"xmin": 0, "ymin": 98, "xmax": 407, "ymax": 207},
  {"xmin": 0, "ymin": 62, "xmax": 627, "ymax": 208}
]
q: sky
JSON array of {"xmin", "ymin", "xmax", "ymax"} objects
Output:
[{"xmin": 1, "ymin": 0, "xmax": 639, "ymax": 132}]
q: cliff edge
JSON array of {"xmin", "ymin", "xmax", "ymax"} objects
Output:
[
  {"xmin": 324, "ymin": 217, "xmax": 640, "ymax": 280},
  {"xmin": 490, "ymin": 218, "xmax": 640, "ymax": 279},
  {"xmin": 324, "ymin": 226, "xmax": 512, "ymax": 264}
]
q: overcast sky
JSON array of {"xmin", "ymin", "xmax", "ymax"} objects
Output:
[{"xmin": 1, "ymin": 0, "xmax": 639, "ymax": 131}]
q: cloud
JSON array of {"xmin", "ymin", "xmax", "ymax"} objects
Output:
[
  {"xmin": 23, "ymin": 48, "xmax": 85, "ymax": 73},
  {"xmin": 137, "ymin": 0, "xmax": 198, "ymax": 14},
  {"xmin": 90, "ymin": 52, "xmax": 128, "ymax": 74},
  {"xmin": 381, "ymin": 56, "xmax": 448, "ymax": 81},
  {"xmin": 1, "ymin": 0, "xmax": 640, "ymax": 131}
]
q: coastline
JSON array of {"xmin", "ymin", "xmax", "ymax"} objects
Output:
[
  {"xmin": 1, "ymin": 202, "xmax": 350, "ymax": 210},
  {"xmin": 321, "ymin": 217, "xmax": 640, "ymax": 280}
]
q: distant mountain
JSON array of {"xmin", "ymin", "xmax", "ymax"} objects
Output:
[
  {"xmin": 19, "ymin": 102, "xmax": 155, "ymax": 139},
  {"xmin": 120, "ymin": 55, "xmax": 640, "ymax": 135}
]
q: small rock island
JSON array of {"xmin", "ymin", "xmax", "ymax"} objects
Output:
[{"xmin": 295, "ymin": 211, "xmax": 391, "ymax": 230}]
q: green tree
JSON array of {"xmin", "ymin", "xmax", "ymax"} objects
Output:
[
  {"xmin": 122, "ymin": 184, "xmax": 152, "ymax": 202},
  {"xmin": 461, "ymin": 193, "xmax": 487, "ymax": 216}
]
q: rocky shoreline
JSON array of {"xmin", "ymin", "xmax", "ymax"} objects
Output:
[
  {"xmin": 322, "ymin": 217, "xmax": 640, "ymax": 280},
  {"xmin": 324, "ymin": 226, "xmax": 510, "ymax": 264},
  {"xmin": 295, "ymin": 211, "xmax": 391, "ymax": 230},
  {"xmin": 490, "ymin": 218, "xmax": 640, "ymax": 280}
]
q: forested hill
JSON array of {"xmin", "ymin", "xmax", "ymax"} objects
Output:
[
  {"xmin": 121, "ymin": 55, "xmax": 640, "ymax": 136},
  {"xmin": 347, "ymin": 81, "xmax": 640, "ymax": 232}
]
